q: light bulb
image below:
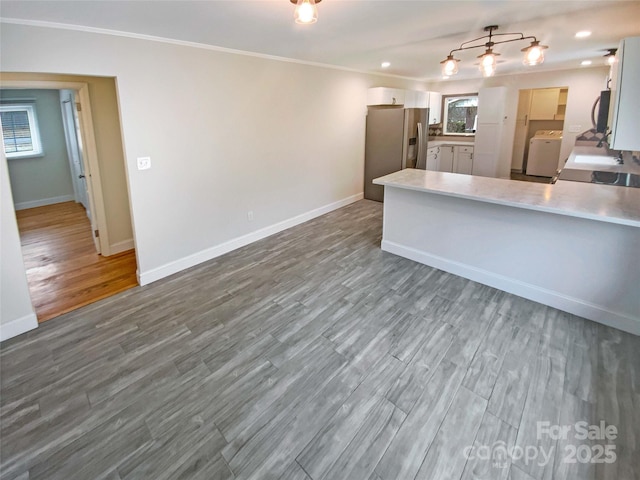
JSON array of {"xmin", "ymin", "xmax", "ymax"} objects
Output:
[
  {"xmin": 479, "ymin": 50, "xmax": 497, "ymax": 76},
  {"xmin": 440, "ymin": 55, "xmax": 459, "ymax": 76},
  {"xmin": 521, "ymin": 41, "xmax": 547, "ymax": 66},
  {"xmin": 294, "ymin": 0, "xmax": 318, "ymax": 24},
  {"xmin": 481, "ymin": 53, "xmax": 496, "ymax": 68},
  {"xmin": 524, "ymin": 46, "xmax": 544, "ymax": 65}
]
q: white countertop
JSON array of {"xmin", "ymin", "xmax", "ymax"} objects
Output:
[
  {"xmin": 427, "ymin": 140, "xmax": 474, "ymax": 148},
  {"xmin": 373, "ymin": 168, "xmax": 640, "ymax": 227}
]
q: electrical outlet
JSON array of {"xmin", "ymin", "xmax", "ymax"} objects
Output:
[
  {"xmin": 247, "ymin": 211, "xmax": 254, "ymax": 221},
  {"xmin": 137, "ymin": 156, "xmax": 151, "ymax": 170},
  {"xmin": 568, "ymin": 125, "xmax": 582, "ymax": 133}
]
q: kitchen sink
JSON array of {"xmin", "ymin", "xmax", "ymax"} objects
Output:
[
  {"xmin": 592, "ymin": 171, "xmax": 640, "ymax": 188},
  {"xmin": 573, "ymin": 154, "xmax": 620, "ymax": 165}
]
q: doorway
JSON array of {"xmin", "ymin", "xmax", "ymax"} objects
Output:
[
  {"xmin": 1, "ymin": 76, "xmax": 138, "ymax": 322},
  {"xmin": 511, "ymin": 87, "xmax": 568, "ymax": 179}
]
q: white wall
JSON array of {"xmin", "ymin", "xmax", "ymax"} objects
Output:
[
  {"xmin": 429, "ymin": 66, "xmax": 610, "ymax": 168},
  {"xmin": 0, "ymin": 22, "xmax": 422, "ymax": 338},
  {"xmin": 1, "ymin": 88, "xmax": 75, "ymax": 209},
  {"xmin": 1, "ymin": 152, "xmax": 38, "ymax": 341}
]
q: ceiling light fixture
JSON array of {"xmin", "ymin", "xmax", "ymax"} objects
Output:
[
  {"xmin": 440, "ymin": 25, "xmax": 548, "ymax": 78},
  {"xmin": 604, "ymin": 48, "xmax": 618, "ymax": 66},
  {"xmin": 291, "ymin": 0, "xmax": 321, "ymax": 25},
  {"xmin": 575, "ymin": 31, "xmax": 592, "ymax": 38},
  {"xmin": 581, "ymin": 60, "xmax": 593, "ymax": 66},
  {"xmin": 381, "ymin": 61, "xmax": 391, "ymax": 68}
]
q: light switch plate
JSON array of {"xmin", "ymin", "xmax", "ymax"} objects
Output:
[
  {"xmin": 137, "ymin": 156, "xmax": 151, "ymax": 170},
  {"xmin": 568, "ymin": 125, "xmax": 582, "ymax": 133}
]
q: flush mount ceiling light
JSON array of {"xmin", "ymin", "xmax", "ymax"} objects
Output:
[
  {"xmin": 290, "ymin": 0, "xmax": 321, "ymax": 24},
  {"xmin": 604, "ymin": 48, "xmax": 618, "ymax": 66},
  {"xmin": 440, "ymin": 25, "xmax": 548, "ymax": 78}
]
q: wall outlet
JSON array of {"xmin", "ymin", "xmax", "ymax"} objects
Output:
[
  {"xmin": 137, "ymin": 156, "xmax": 151, "ymax": 170},
  {"xmin": 568, "ymin": 125, "xmax": 582, "ymax": 133},
  {"xmin": 247, "ymin": 211, "xmax": 254, "ymax": 221}
]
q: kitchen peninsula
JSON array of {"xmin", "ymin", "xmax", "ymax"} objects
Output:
[{"xmin": 373, "ymin": 168, "xmax": 640, "ymax": 335}]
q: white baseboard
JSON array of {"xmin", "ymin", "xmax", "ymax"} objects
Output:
[
  {"xmin": 139, "ymin": 193, "xmax": 364, "ymax": 286},
  {"xmin": 382, "ymin": 240, "xmax": 640, "ymax": 336},
  {"xmin": 109, "ymin": 239, "xmax": 135, "ymax": 255},
  {"xmin": 14, "ymin": 194, "xmax": 75, "ymax": 211},
  {"xmin": 0, "ymin": 312, "xmax": 38, "ymax": 342}
]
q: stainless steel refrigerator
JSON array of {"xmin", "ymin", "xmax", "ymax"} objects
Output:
[{"xmin": 364, "ymin": 106, "xmax": 428, "ymax": 202}]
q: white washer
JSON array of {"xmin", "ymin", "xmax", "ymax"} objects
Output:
[{"xmin": 526, "ymin": 130, "xmax": 563, "ymax": 177}]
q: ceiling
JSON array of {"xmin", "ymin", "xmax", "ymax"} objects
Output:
[{"xmin": 2, "ymin": 0, "xmax": 640, "ymax": 81}]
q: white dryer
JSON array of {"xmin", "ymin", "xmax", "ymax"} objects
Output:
[{"xmin": 526, "ymin": 130, "xmax": 563, "ymax": 177}]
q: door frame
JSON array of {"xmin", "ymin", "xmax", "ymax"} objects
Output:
[{"xmin": 1, "ymin": 80, "xmax": 111, "ymax": 255}]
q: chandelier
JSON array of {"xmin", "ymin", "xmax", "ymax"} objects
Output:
[
  {"xmin": 291, "ymin": 0, "xmax": 321, "ymax": 25},
  {"xmin": 440, "ymin": 25, "xmax": 548, "ymax": 78}
]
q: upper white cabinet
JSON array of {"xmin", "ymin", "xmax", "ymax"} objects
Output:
[
  {"xmin": 428, "ymin": 92, "xmax": 442, "ymax": 125},
  {"xmin": 366, "ymin": 88, "xmax": 442, "ymax": 119},
  {"xmin": 610, "ymin": 36, "xmax": 640, "ymax": 151},
  {"xmin": 404, "ymin": 90, "xmax": 428, "ymax": 108},
  {"xmin": 367, "ymin": 87, "xmax": 405, "ymax": 106},
  {"xmin": 528, "ymin": 87, "xmax": 568, "ymax": 121}
]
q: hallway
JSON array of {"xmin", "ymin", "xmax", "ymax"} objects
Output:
[{"xmin": 16, "ymin": 201, "xmax": 138, "ymax": 322}]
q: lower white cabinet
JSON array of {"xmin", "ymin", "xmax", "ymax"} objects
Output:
[
  {"xmin": 426, "ymin": 146, "xmax": 439, "ymax": 171},
  {"xmin": 453, "ymin": 145, "xmax": 474, "ymax": 174},
  {"xmin": 438, "ymin": 146, "xmax": 454, "ymax": 172},
  {"xmin": 426, "ymin": 144, "xmax": 474, "ymax": 174}
]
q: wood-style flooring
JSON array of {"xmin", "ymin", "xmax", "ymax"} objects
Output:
[
  {"xmin": 1, "ymin": 200, "xmax": 638, "ymax": 480},
  {"xmin": 15, "ymin": 201, "xmax": 138, "ymax": 322}
]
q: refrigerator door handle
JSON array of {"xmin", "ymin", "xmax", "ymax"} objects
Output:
[{"xmin": 416, "ymin": 122, "xmax": 424, "ymax": 169}]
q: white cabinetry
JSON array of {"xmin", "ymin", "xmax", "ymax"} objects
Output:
[
  {"xmin": 426, "ymin": 146, "xmax": 439, "ymax": 171},
  {"xmin": 528, "ymin": 87, "xmax": 568, "ymax": 121},
  {"xmin": 428, "ymin": 92, "xmax": 442, "ymax": 125},
  {"xmin": 529, "ymin": 88, "xmax": 560, "ymax": 120},
  {"xmin": 426, "ymin": 145, "xmax": 474, "ymax": 174},
  {"xmin": 404, "ymin": 90, "xmax": 428, "ymax": 108},
  {"xmin": 453, "ymin": 146, "xmax": 474, "ymax": 174},
  {"xmin": 610, "ymin": 36, "xmax": 640, "ymax": 151},
  {"xmin": 367, "ymin": 87, "xmax": 405, "ymax": 106},
  {"xmin": 474, "ymin": 87, "xmax": 509, "ymax": 178},
  {"xmin": 438, "ymin": 146, "xmax": 454, "ymax": 172}
]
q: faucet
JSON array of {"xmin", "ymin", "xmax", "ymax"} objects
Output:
[
  {"xmin": 596, "ymin": 130, "xmax": 624, "ymax": 164},
  {"xmin": 596, "ymin": 130, "xmax": 610, "ymax": 148}
]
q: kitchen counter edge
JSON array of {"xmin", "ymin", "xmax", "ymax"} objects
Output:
[{"xmin": 373, "ymin": 169, "xmax": 640, "ymax": 228}]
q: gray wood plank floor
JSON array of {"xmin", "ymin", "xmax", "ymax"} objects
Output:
[{"xmin": 1, "ymin": 199, "xmax": 639, "ymax": 480}]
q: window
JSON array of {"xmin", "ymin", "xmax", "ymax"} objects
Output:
[
  {"xmin": 443, "ymin": 95, "xmax": 478, "ymax": 136},
  {"xmin": 0, "ymin": 104, "xmax": 43, "ymax": 158}
]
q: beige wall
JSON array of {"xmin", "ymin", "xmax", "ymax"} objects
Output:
[
  {"xmin": 0, "ymin": 21, "xmax": 422, "ymax": 337},
  {"xmin": 1, "ymin": 72, "xmax": 134, "ymax": 248}
]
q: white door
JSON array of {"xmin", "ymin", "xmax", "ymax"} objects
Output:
[
  {"xmin": 60, "ymin": 90, "xmax": 88, "ymax": 211},
  {"xmin": 73, "ymin": 98, "xmax": 101, "ymax": 254}
]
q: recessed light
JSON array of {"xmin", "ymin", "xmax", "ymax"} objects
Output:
[
  {"xmin": 381, "ymin": 62, "xmax": 391, "ymax": 68},
  {"xmin": 575, "ymin": 31, "xmax": 592, "ymax": 38},
  {"xmin": 581, "ymin": 60, "xmax": 592, "ymax": 66}
]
